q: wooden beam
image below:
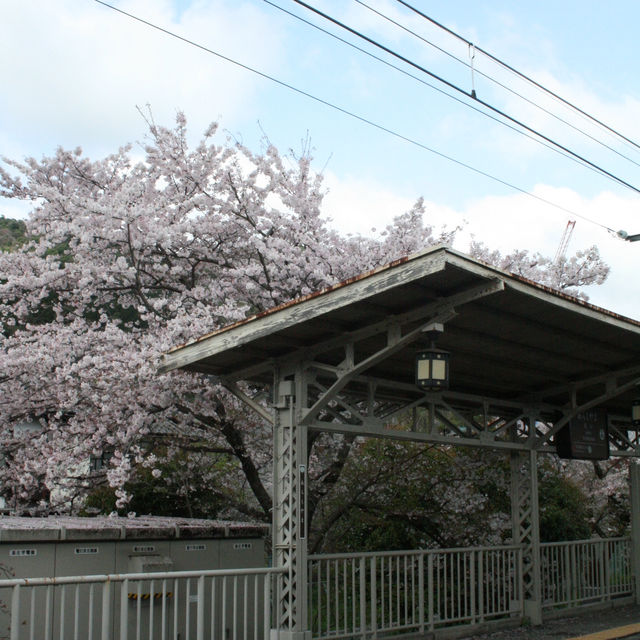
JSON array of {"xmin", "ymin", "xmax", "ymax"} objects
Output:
[
  {"xmin": 445, "ymin": 249, "xmax": 640, "ymax": 335},
  {"xmin": 300, "ymin": 281, "xmax": 505, "ymax": 423},
  {"xmin": 522, "ymin": 363, "xmax": 640, "ymax": 404}
]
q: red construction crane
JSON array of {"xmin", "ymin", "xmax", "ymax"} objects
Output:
[{"xmin": 554, "ymin": 220, "xmax": 576, "ymax": 263}]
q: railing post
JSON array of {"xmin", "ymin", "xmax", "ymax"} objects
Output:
[
  {"xmin": 264, "ymin": 572, "xmax": 272, "ymax": 640},
  {"xmin": 517, "ymin": 547, "xmax": 524, "ymax": 615},
  {"xmin": 564, "ymin": 544, "xmax": 571, "ymax": 605},
  {"xmin": 149, "ymin": 579, "xmax": 155, "ymax": 640},
  {"xmin": 599, "ymin": 541, "xmax": 607, "ymax": 601},
  {"xmin": 59, "ymin": 586, "xmax": 66, "ymax": 640},
  {"xmin": 470, "ymin": 551, "xmax": 476, "ymax": 624},
  {"xmin": 197, "ymin": 575, "xmax": 205, "ymax": 640},
  {"xmin": 478, "ymin": 550, "xmax": 484, "ymax": 623},
  {"xmin": 570, "ymin": 543, "xmax": 577, "ymax": 605},
  {"xmin": 359, "ymin": 557, "xmax": 366, "ymax": 639},
  {"xmin": 418, "ymin": 553, "xmax": 424, "ymax": 634},
  {"xmin": 101, "ymin": 580, "xmax": 111, "ymax": 640},
  {"xmin": 45, "ymin": 585, "xmax": 53, "ymax": 640},
  {"xmin": 604, "ymin": 540, "xmax": 611, "ymax": 599},
  {"xmin": 370, "ymin": 556, "xmax": 377, "ymax": 639},
  {"xmin": 10, "ymin": 584, "xmax": 20, "ymax": 640},
  {"xmin": 428, "ymin": 553, "xmax": 434, "ymax": 632},
  {"xmin": 629, "ymin": 461, "xmax": 640, "ymax": 604},
  {"xmin": 120, "ymin": 578, "xmax": 129, "ymax": 640}
]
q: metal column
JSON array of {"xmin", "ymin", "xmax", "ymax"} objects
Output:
[
  {"xmin": 629, "ymin": 461, "xmax": 640, "ymax": 605},
  {"xmin": 510, "ymin": 448, "xmax": 542, "ymax": 625},
  {"xmin": 271, "ymin": 369, "xmax": 311, "ymax": 640}
]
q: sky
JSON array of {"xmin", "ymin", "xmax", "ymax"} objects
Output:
[{"xmin": 1, "ymin": 0, "xmax": 640, "ymax": 318}]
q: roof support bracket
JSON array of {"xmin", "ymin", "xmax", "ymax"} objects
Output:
[
  {"xmin": 300, "ymin": 279, "xmax": 506, "ymax": 425},
  {"xmin": 300, "ymin": 310, "xmax": 454, "ymax": 425}
]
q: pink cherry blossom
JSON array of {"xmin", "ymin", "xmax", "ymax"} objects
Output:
[{"xmin": 0, "ymin": 113, "xmax": 611, "ymax": 536}]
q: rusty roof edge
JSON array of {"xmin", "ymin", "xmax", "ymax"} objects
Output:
[{"xmin": 442, "ymin": 249, "xmax": 640, "ymax": 330}]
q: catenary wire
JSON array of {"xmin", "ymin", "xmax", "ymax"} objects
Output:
[
  {"xmin": 354, "ymin": 0, "xmax": 640, "ymax": 170},
  {"xmin": 291, "ymin": 0, "xmax": 640, "ymax": 196},
  {"xmin": 261, "ymin": 0, "xmax": 586, "ymax": 171},
  {"xmin": 394, "ymin": 0, "xmax": 640, "ymax": 154},
  {"xmin": 270, "ymin": 0, "xmax": 639, "ymax": 190},
  {"xmin": 92, "ymin": 0, "xmax": 615, "ymax": 233}
]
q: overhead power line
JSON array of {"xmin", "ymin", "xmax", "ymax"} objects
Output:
[
  {"xmin": 271, "ymin": 0, "xmax": 640, "ymax": 186},
  {"xmin": 291, "ymin": 0, "xmax": 640, "ymax": 196},
  {"xmin": 394, "ymin": 0, "xmax": 640, "ymax": 154},
  {"xmin": 92, "ymin": 0, "xmax": 615, "ymax": 233},
  {"xmin": 354, "ymin": 0, "xmax": 640, "ymax": 170},
  {"xmin": 261, "ymin": 0, "xmax": 587, "ymax": 170}
]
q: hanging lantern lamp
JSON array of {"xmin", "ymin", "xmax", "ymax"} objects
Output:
[{"xmin": 415, "ymin": 327, "xmax": 450, "ymax": 391}]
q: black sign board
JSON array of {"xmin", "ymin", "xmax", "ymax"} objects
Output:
[{"xmin": 555, "ymin": 408, "xmax": 610, "ymax": 460}]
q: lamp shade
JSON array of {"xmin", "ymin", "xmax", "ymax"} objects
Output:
[{"xmin": 416, "ymin": 348, "xmax": 450, "ymax": 391}]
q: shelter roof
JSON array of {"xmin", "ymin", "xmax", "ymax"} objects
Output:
[{"xmin": 160, "ymin": 246, "xmax": 640, "ymax": 419}]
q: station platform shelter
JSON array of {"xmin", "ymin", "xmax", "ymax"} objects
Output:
[{"xmin": 161, "ymin": 245, "xmax": 640, "ymax": 639}]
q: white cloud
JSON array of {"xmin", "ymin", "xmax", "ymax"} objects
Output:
[
  {"xmin": 322, "ymin": 172, "xmax": 640, "ymax": 319},
  {"xmin": 2, "ymin": 0, "xmax": 638, "ymax": 321},
  {"xmin": 0, "ymin": 0, "xmax": 284, "ymax": 156},
  {"xmin": 322, "ymin": 171, "xmax": 415, "ymax": 236}
]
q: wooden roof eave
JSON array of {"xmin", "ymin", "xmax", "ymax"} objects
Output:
[{"xmin": 158, "ymin": 249, "xmax": 449, "ymax": 374}]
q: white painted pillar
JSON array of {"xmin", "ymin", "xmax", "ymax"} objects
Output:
[
  {"xmin": 271, "ymin": 368, "xmax": 311, "ymax": 640},
  {"xmin": 510, "ymin": 448, "xmax": 542, "ymax": 625}
]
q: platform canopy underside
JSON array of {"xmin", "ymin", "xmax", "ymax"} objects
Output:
[{"xmin": 160, "ymin": 246, "xmax": 640, "ymax": 456}]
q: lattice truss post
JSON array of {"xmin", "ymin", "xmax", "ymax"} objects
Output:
[
  {"xmin": 271, "ymin": 368, "xmax": 311, "ymax": 640},
  {"xmin": 510, "ymin": 444, "xmax": 542, "ymax": 625}
]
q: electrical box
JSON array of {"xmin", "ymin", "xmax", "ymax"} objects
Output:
[{"xmin": 0, "ymin": 516, "xmax": 267, "ymax": 639}]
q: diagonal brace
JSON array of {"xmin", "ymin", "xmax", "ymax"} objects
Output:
[
  {"xmin": 301, "ymin": 310, "xmax": 453, "ymax": 424},
  {"xmin": 222, "ymin": 380, "xmax": 275, "ymax": 425}
]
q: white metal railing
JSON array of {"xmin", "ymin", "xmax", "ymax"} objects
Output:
[
  {"xmin": 0, "ymin": 538, "xmax": 632, "ymax": 640},
  {"xmin": 308, "ymin": 545, "xmax": 523, "ymax": 639},
  {"xmin": 0, "ymin": 566, "xmax": 283, "ymax": 640},
  {"xmin": 541, "ymin": 537, "xmax": 633, "ymax": 610}
]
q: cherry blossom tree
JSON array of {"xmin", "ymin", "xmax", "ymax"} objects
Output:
[
  {"xmin": 548, "ymin": 457, "xmax": 630, "ymax": 537},
  {"xmin": 0, "ymin": 114, "xmax": 447, "ymax": 514},
  {"xmin": 469, "ymin": 240, "xmax": 609, "ymax": 298},
  {"xmin": 310, "ymin": 440, "xmax": 511, "ymax": 552},
  {"xmin": 0, "ymin": 113, "xmax": 612, "ymax": 549}
]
